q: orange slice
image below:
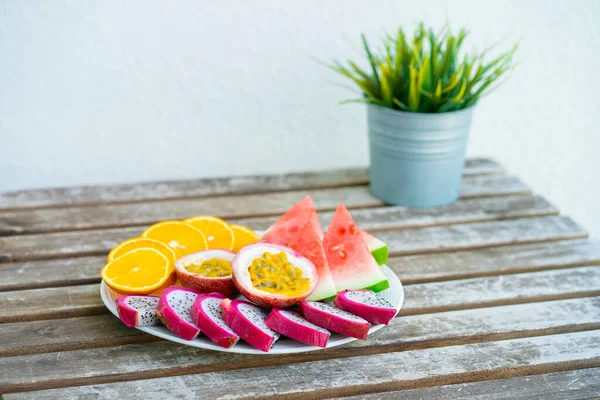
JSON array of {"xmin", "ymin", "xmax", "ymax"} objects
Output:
[
  {"xmin": 107, "ymin": 237, "xmax": 177, "ymax": 264},
  {"xmin": 230, "ymin": 224, "xmax": 260, "ymax": 252},
  {"xmin": 184, "ymin": 216, "xmax": 235, "ymax": 250},
  {"xmin": 101, "ymin": 248, "xmax": 175, "ymax": 295},
  {"xmin": 142, "ymin": 220, "xmax": 208, "ymax": 259}
]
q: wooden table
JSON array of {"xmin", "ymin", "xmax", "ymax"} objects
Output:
[{"xmin": 1, "ymin": 158, "xmax": 599, "ymax": 399}]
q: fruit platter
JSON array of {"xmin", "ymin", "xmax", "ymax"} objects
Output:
[{"xmin": 100, "ymin": 196, "xmax": 404, "ymax": 354}]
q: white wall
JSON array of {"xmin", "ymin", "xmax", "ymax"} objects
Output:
[{"xmin": 1, "ymin": 0, "xmax": 599, "ymax": 236}]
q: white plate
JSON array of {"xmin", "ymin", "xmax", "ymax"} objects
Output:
[{"xmin": 100, "ymin": 265, "xmax": 403, "ymax": 355}]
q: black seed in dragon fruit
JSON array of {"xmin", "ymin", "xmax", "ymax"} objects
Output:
[
  {"xmin": 334, "ymin": 289, "xmax": 397, "ymax": 325},
  {"xmin": 191, "ymin": 293, "xmax": 240, "ymax": 349},
  {"xmin": 265, "ymin": 308, "xmax": 330, "ymax": 348},
  {"xmin": 115, "ymin": 295, "xmax": 160, "ymax": 328},
  {"xmin": 220, "ymin": 299, "xmax": 280, "ymax": 352},
  {"xmin": 299, "ymin": 301, "xmax": 371, "ymax": 340},
  {"xmin": 156, "ymin": 287, "xmax": 202, "ymax": 340}
]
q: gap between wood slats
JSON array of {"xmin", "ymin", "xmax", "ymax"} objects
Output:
[
  {"xmin": 327, "ymin": 368, "xmax": 600, "ymax": 400},
  {"xmin": 0, "ymin": 215, "xmax": 586, "ymax": 264},
  {"xmin": 2, "ymin": 330, "xmax": 599, "ymax": 397},
  {"xmin": 0, "ymin": 175, "xmax": 531, "ymax": 237},
  {"xmin": 0, "ymin": 158, "xmax": 503, "ymax": 212},
  {"xmin": 1, "ymin": 266, "xmax": 599, "ymax": 324}
]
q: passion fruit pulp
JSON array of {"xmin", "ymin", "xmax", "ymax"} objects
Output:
[
  {"xmin": 175, "ymin": 249, "xmax": 237, "ymax": 297},
  {"xmin": 232, "ymin": 243, "xmax": 318, "ymax": 308}
]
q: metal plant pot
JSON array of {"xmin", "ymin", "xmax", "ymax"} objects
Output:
[{"xmin": 367, "ymin": 104, "xmax": 474, "ymax": 208}]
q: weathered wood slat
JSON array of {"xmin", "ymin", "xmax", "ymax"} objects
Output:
[
  {"xmin": 396, "ymin": 238, "xmax": 600, "ymax": 284},
  {"xmin": 1, "ymin": 200, "xmax": 570, "ymax": 292},
  {"xmin": 0, "ymin": 215, "xmax": 584, "ymax": 263},
  {"xmin": 0, "ymin": 284, "xmax": 105, "ymax": 323},
  {"xmin": 379, "ymin": 216, "xmax": 587, "ymax": 256},
  {"xmin": 0, "ymin": 256, "xmax": 104, "ymax": 292},
  {"xmin": 330, "ymin": 368, "xmax": 600, "ymax": 400},
  {"xmin": 0, "ymin": 158, "xmax": 503, "ymax": 211},
  {"xmin": 401, "ymin": 266, "xmax": 600, "ymax": 315},
  {"xmin": 2, "ymin": 266, "xmax": 599, "ymax": 324},
  {"xmin": 4, "ymin": 330, "xmax": 599, "ymax": 398},
  {"xmin": 238, "ymin": 195, "xmax": 556, "ymax": 232},
  {"xmin": 0, "ymin": 314, "xmax": 158, "ymax": 357},
  {"xmin": 0, "ymin": 175, "xmax": 531, "ymax": 236},
  {"xmin": 2, "ymin": 293, "xmax": 598, "ymax": 359}
]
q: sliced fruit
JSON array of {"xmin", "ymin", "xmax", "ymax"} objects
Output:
[
  {"xmin": 191, "ymin": 292, "xmax": 240, "ymax": 349},
  {"xmin": 230, "ymin": 224, "xmax": 260, "ymax": 252},
  {"xmin": 323, "ymin": 204, "xmax": 390, "ymax": 293},
  {"xmin": 184, "ymin": 216, "xmax": 235, "ymax": 251},
  {"xmin": 265, "ymin": 308, "xmax": 330, "ymax": 348},
  {"xmin": 361, "ymin": 230, "xmax": 388, "ymax": 266},
  {"xmin": 175, "ymin": 249, "xmax": 237, "ymax": 297},
  {"xmin": 261, "ymin": 195, "xmax": 318, "ymax": 246},
  {"xmin": 115, "ymin": 295, "xmax": 160, "ymax": 327},
  {"xmin": 100, "ymin": 248, "xmax": 175, "ymax": 295},
  {"xmin": 220, "ymin": 298, "xmax": 280, "ymax": 352},
  {"xmin": 232, "ymin": 243, "xmax": 319, "ymax": 308},
  {"xmin": 142, "ymin": 220, "xmax": 208, "ymax": 259},
  {"xmin": 156, "ymin": 287, "xmax": 202, "ymax": 340},
  {"xmin": 334, "ymin": 289, "xmax": 397, "ymax": 325},
  {"xmin": 300, "ymin": 301, "xmax": 371, "ymax": 340},
  {"xmin": 107, "ymin": 237, "xmax": 177, "ymax": 264},
  {"xmin": 287, "ymin": 213, "xmax": 337, "ymax": 301}
]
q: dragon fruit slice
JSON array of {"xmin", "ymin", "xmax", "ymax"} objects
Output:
[
  {"xmin": 191, "ymin": 293, "xmax": 240, "ymax": 348},
  {"xmin": 299, "ymin": 301, "xmax": 371, "ymax": 340},
  {"xmin": 334, "ymin": 289, "xmax": 397, "ymax": 325},
  {"xmin": 156, "ymin": 287, "xmax": 202, "ymax": 340},
  {"xmin": 265, "ymin": 309, "xmax": 330, "ymax": 348},
  {"xmin": 220, "ymin": 299, "xmax": 280, "ymax": 352},
  {"xmin": 115, "ymin": 295, "xmax": 160, "ymax": 327}
]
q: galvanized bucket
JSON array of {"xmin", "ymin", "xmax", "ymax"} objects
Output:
[{"xmin": 367, "ymin": 104, "xmax": 474, "ymax": 208}]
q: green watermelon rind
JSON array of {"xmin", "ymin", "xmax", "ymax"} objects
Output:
[
  {"xmin": 361, "ymin": 230, "xmax": 389, "ymax": 266},
  {"xmin": 370, "ymin": 245, "xmax": 389, "ymax": 267},
  {"xmin": 365, "ymin": 278, "xmax": 391, "ymax": 293}
]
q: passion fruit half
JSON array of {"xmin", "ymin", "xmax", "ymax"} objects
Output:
[
  {"xmin": 175, "ymin": 249, "xmax": 237, "ymax": 297},
  {"xmin": 232, "ymin": 243, "xmax": 318, "ymax": 308}
]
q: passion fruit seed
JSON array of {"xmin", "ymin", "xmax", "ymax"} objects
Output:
[
  {"xmin": 249, "ymin": 252, "xmax": 310, "ymax": 295},
  {"xmin": 184, "ymin": 258, "xmax": 232, "ymax": 278}
]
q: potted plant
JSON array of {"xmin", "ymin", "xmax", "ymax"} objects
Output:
[{"xmin": 327, "ymin": 23, "xmax": 517, "ymax": 207}]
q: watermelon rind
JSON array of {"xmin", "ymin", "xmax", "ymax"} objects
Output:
[{"xmin": 361, "ymin": 230, "xmax": 389, "ymax": 266}]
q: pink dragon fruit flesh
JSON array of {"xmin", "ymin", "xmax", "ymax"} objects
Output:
[
  {"xmin": 334, "ymin": 289, "xmax": 397, "ymax": 325},
  {"xmin": 220, "ymin": 299, "xmax": 280, "ymax": 352},
  {"xmin": 157, "ymin": 287, "xmax": 202, "ymax": 340},
  {"xmin": 300, "ymin": 301, "xmax": 371, "ymax": 340},
  {"xmin": 265, "ymin": 308, "xmax": 330, "ymax": 348},
  {"xmin": 191, "ymin": 293, "xmax": 240, "ymax": 349},
  {"xmin": 115, "ymin": 295, "xmax": 160, "ymax": 328}
]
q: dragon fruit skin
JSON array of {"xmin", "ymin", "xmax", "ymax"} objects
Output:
[
  {"xmin": 157, "ymin": 287, "xmax": 202, "ymax": 341},
  {"xmin": 220, "ymin": 299, "xmax": 280, "ymax": 352},
  {"xmin": 265, "ymin": 309, "xmax": 330, "ymax": 348},
  {"xmin": 191, "ymin": 293, "xmax": 240, "ymax": 349},
  {"xmin": 334, "ymin": 290, "xmax": 397, "ymax": 325},
  {"xmin": 115, "ymin": 295, "xmax": 160, "ymax": 328},
  {"xmin": 299, "ymin": 301, "xmax": 371, "ymax": 340}
]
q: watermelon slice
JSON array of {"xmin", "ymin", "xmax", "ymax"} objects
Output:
[
  {"xmin": 361, "ymin": 230, "xmax": 388, "ymax": 266},
  {"xmin": 324, "ymin": 204, "xmax": 390, "ymax": 293},
  {"xmin": 288, "ymin": 214, "xmax": 337, "ymax": 301},
  {"xmin": 261, "ymin": 195, "xmax": 319, "ymax": 246}
]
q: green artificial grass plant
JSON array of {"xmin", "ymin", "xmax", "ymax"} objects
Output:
[{"xmin": 328, "ymin": 23, "xmax": 518, "ymax": 113}]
